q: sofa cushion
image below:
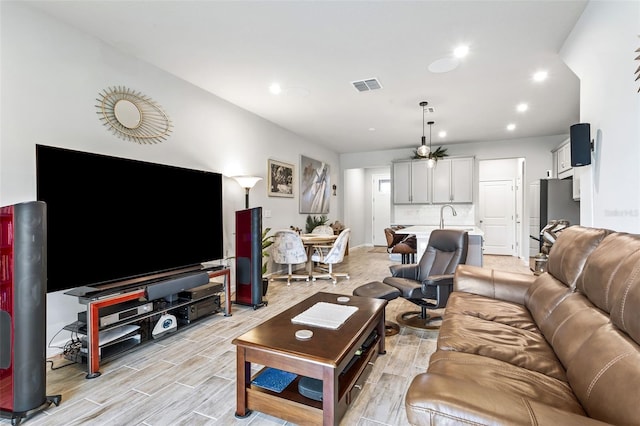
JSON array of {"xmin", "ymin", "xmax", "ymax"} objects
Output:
[
  {"xmin": 578, "ymin": 231, "xmax": 640, "ymax": 344},
  {"xmin": 405, "ymin": 373, "xmax": 606, "ymax": 426},
  {"xmin": 437, "ymin": 303, "xmax": 567, "ymax": 381},
  {"xmin": 546, "ymin": 226, "xmax": 612, "ymax": 290},
  {"xmin": 454, "ymin": 264, "xmax": 535, "ymax": 304},
  {"xmin": 444, "ymin": 291, "xmax": 538, "ymax": 332},
  {"xmin": 526, "ymin": 272, "xmax": 611, "ymax": 362},
  {"xmin": 537, "ymin": 291, "xmax": 609, "ymax": 368},
  {"xmin": 567, "ymin": 323, "xmax": 640, "ymax": 425},
  {"xmin": 525, "ymin": 272, "xmax": 574, "ymax": 327},
  {"xmin": 428, "ymin": 350, "xmax": 584, "ymax": 414}
]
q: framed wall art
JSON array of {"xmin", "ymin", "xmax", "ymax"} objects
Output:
[
  {"xmin": 267, "ymin": 159, "xmax": 294, "ymax": 197},
  {"xmin": 299, "ymin": 155, "xmax": 330, "ymax": 214}
]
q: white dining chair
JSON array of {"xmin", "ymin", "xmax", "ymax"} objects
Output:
[
  {"xmin": 311, "ymin": 225, "xmax": 334, "ymax": 235},
  {"xmin": 270, "ymin": 230, "xmax": 309, "ymax": 285},
  {"xmin": 310, "ymin": 228, "xmax": 351, "ymax": 284}
]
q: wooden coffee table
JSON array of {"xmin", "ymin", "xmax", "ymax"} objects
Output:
[{"xmin": 232, "ymin": 291, "xmax": 387, "ymax": 425}]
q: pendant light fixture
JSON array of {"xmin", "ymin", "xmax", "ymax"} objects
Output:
[
  {"xmin": 426, "ymin": 120, "xmax": 436, "ymax": 168},
  {"xmin": 416, "ymin": 101, "xmax": 430, "ymax": 158}
]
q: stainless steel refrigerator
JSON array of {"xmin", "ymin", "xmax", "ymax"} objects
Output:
[{"xmin": 529, "ymin": 178, "xmax": 580, "ymax": 254}]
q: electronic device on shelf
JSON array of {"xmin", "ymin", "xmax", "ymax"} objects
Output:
[
  {"xmin": 175, "ymin": 296, "xmax": 221, "ymax": 324},
  {"xmin": 80, "ymin": 324, "xmax": 141, "ymax": 352},
  {"xmin": 77, "ymin": 301, "xmax": 153, "ymax": 327},
  {"xmin": 152, "ymin": 314, "xmax": 177, "ymax": 338},
  {"xmin": 179, "ymin": 281, "xmax": 223, "ymax": 300},
  {"xmin": 145, "ymin": 271, "xmax": 210, "ymax": 303}
]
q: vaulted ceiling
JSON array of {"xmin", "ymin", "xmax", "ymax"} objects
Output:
[{"xmin": 26, "ymin": 0, "xmax": 587, "ymax": 154}]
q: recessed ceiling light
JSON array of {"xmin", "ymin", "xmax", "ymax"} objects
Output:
[
  {"xmin": 516, "ymin": 103, "xmax": 528, "ymax": 112},
  {"xmin": 507, "ymin": 123, "xmax": 516, "ymax": 131},
  {"xmin": 533, "ymin": 71, "xmax": 548, "ymax": 82},
  {"xmin": 368, "ymin": 127, "xmax": 376, "ymax": 132},
  {"xmin": 438, "ymin": 131, "xmax": 447, "ymax": 138},
  {"xmin": 269, "ymin": 83, "xmax": 282, "ymax": 95},
  {"xmin": 453, "ymin": 45, "xmax": 469, "ymax": 58}
]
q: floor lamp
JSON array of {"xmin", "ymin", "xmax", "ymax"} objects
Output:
[{"xmin": 232, "ymin": 176, "xmax": 262, "ymax": 208}]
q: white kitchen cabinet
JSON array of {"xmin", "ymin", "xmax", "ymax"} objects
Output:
[
  {"xmin": 432, "ymin": 157, "xmax": 474, "ymax": 203},
  {"xmin": 392, "ymin": 160, "xmax": 430, "ymax": 204},
  {"xmin": 556, "ymin": 140, "xmax": 573, "ymax": 179}
]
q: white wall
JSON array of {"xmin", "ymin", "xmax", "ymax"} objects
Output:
[
  {"xmin": 561, "ymin": 0, "xmax": 640, "ymax": 232},
  {"xmin": 1, "ymin": 2, "xmax": 340, "ymax": 356},
  {"xmin": 343, "ymin": 168, "xmax": 366, "ymax": 247}
]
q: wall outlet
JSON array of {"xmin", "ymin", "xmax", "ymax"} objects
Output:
[{"xmin": 264, "ymin": 210, "xmax": 272, "ymax": 218}]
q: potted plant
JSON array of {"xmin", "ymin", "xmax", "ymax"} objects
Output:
[
  {"xmin": 412, "ymin": 145, "xmax": 449, "ymax": 161},
  {"xmin": 305, "ymin": 215, "xmax": 329, "ymax": 233},
  {"xmin": 261, "ymin": 227, "xmax": 274, "ymax": 296}
]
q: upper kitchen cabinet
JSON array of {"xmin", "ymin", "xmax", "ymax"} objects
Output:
[
  {"xmin": 555, "ymin": 139, "xmax": 573, "ymax": 179},
  {"xmin": 392, "ymin": 159, "xmax": 431, "ymax": 204},
  {"xmin": 432, "ymin": 157, "xmax": 474, "ymax": 203}
]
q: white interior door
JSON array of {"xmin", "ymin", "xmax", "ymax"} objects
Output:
[
  {"xmin": 479, "ymin": 180, "xmax": 516, "ymax": 255},
  {"xmin": 372, "ymin": 174, "xmax": 391, "ymax": 246}
]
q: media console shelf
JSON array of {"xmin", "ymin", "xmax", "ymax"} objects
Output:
[{"xmin": 65, "ymin": 267, "xmax": 231, "ymax": 379}]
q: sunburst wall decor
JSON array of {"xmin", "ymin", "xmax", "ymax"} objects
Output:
[
  {"xmin": 96, "ymin": 86, "xmax": 172, "ymax": 144},
  {"xmin": 635, "ymin": 37, "xmax": 640, "ymax": 93}
]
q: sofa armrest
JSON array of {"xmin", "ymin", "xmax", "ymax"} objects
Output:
[
  {"xmin": 453, "ymin": 264, "xmax": 535, "ymax": 305},
  {"xmin": 406, "ymin": 373, "xmax": 608, "ymax": 426}
]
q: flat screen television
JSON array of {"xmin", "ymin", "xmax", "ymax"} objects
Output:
[{"xmin": 36, "ymin": 145, "xmax": 223, "ymax": 293}]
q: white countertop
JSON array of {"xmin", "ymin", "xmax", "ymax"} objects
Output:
[{"xmin": 399, "ymin": 225, "xmax": 484, "ymax": 236}]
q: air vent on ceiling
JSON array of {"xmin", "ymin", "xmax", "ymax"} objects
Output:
[
  {"xmin": 352, "ymin": 78, "xmax": 382, "ymax": 92},
  {"xmin": 424, "ymin": 106, "xmax": 435, "ymax": 113}
]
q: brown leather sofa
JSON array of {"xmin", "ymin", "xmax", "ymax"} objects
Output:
[{"xmin": 405, "ymin": 226, "xmax": 640, "ymax": 425}]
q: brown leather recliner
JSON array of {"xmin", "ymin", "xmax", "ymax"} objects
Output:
[
  {"xmin": 383, "ymin": 229, "xmax": 468, "ymax": 329},
  {"xmin": 384, "ymin": 228, "xmax": 417, "ymax": 264}
]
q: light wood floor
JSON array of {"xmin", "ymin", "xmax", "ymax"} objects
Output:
[{"xmin": 4, "ymin": 249, "xmax": 531, "ymax": 426}]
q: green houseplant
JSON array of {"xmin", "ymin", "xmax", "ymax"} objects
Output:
[
  {"xmin": 412, "ymin": 145, "xmax": 449, "ymax": 161},
  {"xmin": 261, "ymin": 227, "xmax": 273, "ymax": 296},
  {"xmin": 261, "ymin": 227, "xmax": 274, "ymax": 275},
  {"xmin": 305, "ymin": 215, "xmax": 329, "ymax": 233}
]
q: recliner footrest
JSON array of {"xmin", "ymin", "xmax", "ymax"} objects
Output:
[{"xmin": 353, "ymin": 281, "xmax": 400, "ymax": 300}]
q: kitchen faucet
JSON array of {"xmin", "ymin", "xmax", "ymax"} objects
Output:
[{"xmin": 439, "ymin": 204, "xmax": 457, "ymax": 229}]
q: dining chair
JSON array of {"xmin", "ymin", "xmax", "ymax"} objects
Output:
[
  {"xmin": 384, "ymin": 227, "xmax": 417, "ymax": 264},
  {"xmin": 270, "ymin": 230, "xmax": 309, "ymax": 285},
  {"xmin": 311, "ymin": 225, "xmax": 335, "ymax": 235},
  {"xmin": 310, "ymin": 228, "xmax": 351, "ymax": 284}
]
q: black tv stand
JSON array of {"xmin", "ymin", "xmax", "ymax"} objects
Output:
[{"xmin": 63, "ymin": 267, "xmax": 231, "ymax": 378}]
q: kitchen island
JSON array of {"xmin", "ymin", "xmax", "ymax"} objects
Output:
[{"xmin": 398, "ymin": 225, "xmax": 484, "ymax": 266}]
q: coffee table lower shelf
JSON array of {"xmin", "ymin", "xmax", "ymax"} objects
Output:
[{"xmin": 246, "ymin": 338, "xmax": 379, "ymax": 424}]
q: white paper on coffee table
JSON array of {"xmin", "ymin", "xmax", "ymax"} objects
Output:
[{"xmin": 291, "ymin": 302, "xmax": 358, "ymax": 329}]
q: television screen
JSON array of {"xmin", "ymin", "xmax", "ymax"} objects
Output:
[{"xmin": 36, "ymin": 145, "xmax": 223, "ymax": 293}]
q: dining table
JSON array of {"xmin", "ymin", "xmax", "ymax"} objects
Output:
[{"xmin": 299, "ymin": 233, "xmax": 338, "ymax": 278}]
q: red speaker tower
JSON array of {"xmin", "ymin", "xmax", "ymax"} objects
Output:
[
  {"xmin": 234, "ymin": 207, "xmax": 266, "ymax": 309},
  {"xmin": 0, "ymin": 201, "xmax": 60, "ymax": 424}
]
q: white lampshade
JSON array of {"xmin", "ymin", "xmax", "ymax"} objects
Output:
[{"xmin": 233, "ymin": 175, "xmax": 262, "ymax": 189}]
